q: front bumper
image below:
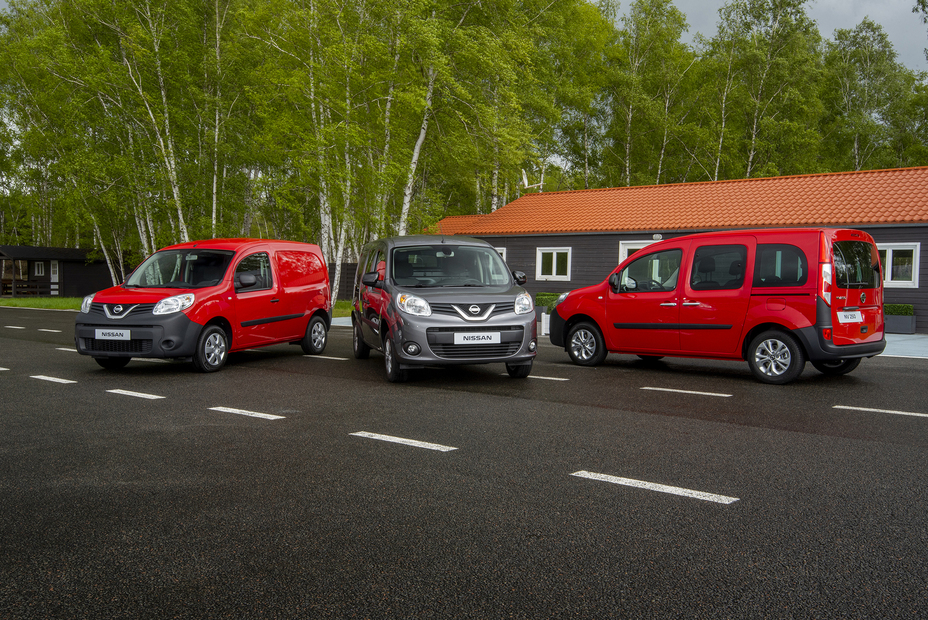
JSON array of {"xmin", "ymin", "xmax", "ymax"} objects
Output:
[
  {"xmin": 74, "ymin": 310, "xmax": 202, "ymax": 359},
  {"xmin": 391, "ymin": 312, "xmax": 537, "ymax": 369}
]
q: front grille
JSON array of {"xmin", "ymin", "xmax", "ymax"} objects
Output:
[
  {"xmin": 430, "ymin": 342, "xmax": 521, "ymax": 359},
  {"xmin": 88, "ymin": 302, "xmax": 157, "ymax": 320},
  {"xmin": 81, "ymin": 338, "xmax": 152, "ymax": 354},
  {"xmin": 430, "ymin": 302, "xmax": 516, "ymax": 319}
]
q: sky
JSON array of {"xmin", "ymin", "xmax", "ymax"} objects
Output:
[{"xmin": 0, "ymin": 0, "xmax": 925, "ymax": 71}]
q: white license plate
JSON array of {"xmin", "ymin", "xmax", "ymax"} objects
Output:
[
  {"xmin": 837, "ymin": 310, "xmax": 862, "ymax": 324},
  {"xmin": 454, "ymin": 332, "xmax": 501, "ymax": 345},
  {"xmin": 95, "ymin": 329, "xmax": 130, "ymax": 340}
]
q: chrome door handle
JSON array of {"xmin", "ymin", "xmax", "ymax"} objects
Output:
[
  {"xmin": 682, "ymin": 302, "xmax": 700, "ymax": 306},
  {"xmin": 660, "ymin": 302, "xmax": 677, "ymax": 307}
]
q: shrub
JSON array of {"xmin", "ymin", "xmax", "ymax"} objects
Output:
[
  {"xmin": 884, "ymin": 303, "xmax": 914, "ymax": 316},
  {"xmin": 535, "ymin": 292, "xmax": 562, "ymax": 308}
]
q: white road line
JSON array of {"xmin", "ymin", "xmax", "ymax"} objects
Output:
[
  {"xmin": 641, "ymin": 386, "xmax": 732, "ymax": 398},
  {"xmin": 107, "ymin": 389, "xmax": 165, "ymax": 400},
  {"xmin": 209, "ymin": 406, "xmax": 285, "ymax": 420},
  {"xmin": 571, "ymin": 471, "xmax": 739, "ymax": 505},
  {"xmin": 499, "ymin": 374, "xmax": 569, "ymax": 381},
  {"xmin": 30, "ymin": 375, "xmax": 77, "ymax": 384},
  {"xmin": 4, "ymin": 325, "xmax": 26, "ymax": 330},
  {"xmin": 38, "ymin": 329, "xmax": 62, "ymax": 333},
  {"xmin": 350, "ymin": 431, "xmax": 457, "ymax": 452},
  {"xmin": 0, "ymin": 367, "xmax": 8, "ymax": 371},
  {"xmin": 305, "ymin": 355, "xmax": 349, "ymax": 361},
  {"xmin": 834, "ymin": 405, "xmax": 928, "ymax": 419},
  {"xmin": 56, "ymin": 347, "xmax": 77, "ymax": 352}
]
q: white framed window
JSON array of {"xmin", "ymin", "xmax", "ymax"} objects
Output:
[
  {"xmin": 34, "ymin": 262, "xmax": 45, "ymax": 277},
  {"xmin": 536, "ymin": 247, "xmax": 571, "ymax": 281},
  {"xmin": 878, "ymin": 243, "xmax": 920, "ymax": 288},
  {"xmin": 619, "ymin": 240, "xmax": 657, "ymax": 264},
  {"xmin": 495, "ymin": 247, "xmax": 507, "ymax": 261}
]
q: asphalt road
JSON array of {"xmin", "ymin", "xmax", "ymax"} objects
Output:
[{"xmin": 2, "ymin": 307, "xmax": 927, "ymax": 618}]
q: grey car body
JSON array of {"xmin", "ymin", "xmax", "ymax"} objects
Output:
[{"xmin": 351, "ymin": 235, "xmax": 538, "ymax": 382}]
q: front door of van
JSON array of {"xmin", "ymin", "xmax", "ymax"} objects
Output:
[
  {"xmin": 605, "ymin": 243, "xmax": 688, "ymax": 353},
  {"xmin": 678, "ymin": 239, "xmax": 754, "ymax": 355},
  {"xmin": 359, "ymin": 247, "xmax": 387, "ymax": 346}
]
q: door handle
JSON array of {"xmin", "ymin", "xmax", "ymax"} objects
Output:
[
  {"xmin": 682, "ymin": 301, "xmax": 700, "ymax": 306},
  {"xmin": 271, "ymin": 298, "xmax": 280, "ymax": 303},
  {"xmin": 660, "ymin": 302, "xmax": 677, "ymax": 307}
]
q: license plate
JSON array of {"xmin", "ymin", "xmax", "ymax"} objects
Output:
[
  {"xmin": 95, "ymin": 329, "xmax": 130, "ymax": 340},
  {"xmin": 837, "ymin": 310, "xmax": 862, "ymax": 324},
  {"xmin": 454, "ymin": 332, "xmax": 500, "ymax": 345}
]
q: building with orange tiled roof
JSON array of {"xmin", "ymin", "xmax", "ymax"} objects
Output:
[{"xmin": 434, "ymin": 167, "xmax": 928, "ymax": 332}]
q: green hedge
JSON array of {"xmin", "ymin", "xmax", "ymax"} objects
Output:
[
  {"xmin": 884, "ymin": 303, "xmax": 914, "ymax": 316},
  {"xmin": 535, "ymin": 292, "xmax": 562, "ymax": 308}
]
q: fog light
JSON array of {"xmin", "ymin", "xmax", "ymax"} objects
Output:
[
  {"xmin": 162, "ymin": 339, "xmax": 175, "ymax": 349},
  {"xmin": 529, "ymin": 340, "xmax": 537, "ymax": 352},
  {"xmin": 404, "ymin": 342, "xmax": 421, "ymax": 356},
  {"xmin": 822, "ymin": 328, "xmax": 832, "ymax": 341}
]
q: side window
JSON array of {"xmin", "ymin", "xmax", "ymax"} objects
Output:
[
  {"xmin": 619, "ymin": 248, "xmax": 682, "ymax": 292},
  {"xmin": 753, "ymin": 244, "xmax": 808, "ymax": 287},
  {"xmin": 235, "ymin": 252, "xmax": 273, "ymax": 291},
  {"xmin": 690, "ymin": 245, "xmax": 748, "ymax": 291}
]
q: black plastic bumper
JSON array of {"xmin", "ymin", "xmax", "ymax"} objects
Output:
[
  {"xmin": 794, "ymin": 326, "xmax": 886, "ymax": 361},
  {"xmin": 548, "ymin": 307, "xmax": 566, "ymax": 348},
  {"xmin": 74, "ymin": 312, "xmax": 203, "ymax": 359}
]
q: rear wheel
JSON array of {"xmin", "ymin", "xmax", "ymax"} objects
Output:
[
  {"xmin": 748, "ymin": 330, "xmax": 805, "ymax": 384},
  {"xmin": 353, "ymin": 322, "xmax": 371, "ymax": 359},
  {"xmin": 193, "ymin": 325, "xmax": 228, "ymax": 373},
  {"xmin": 506, "ymin": 360, "xmax": 533, "ymax": 378},
  {"xmin": 94, "ymin": 357, "xmax": 130, "ymax": 370},
  {"xmin": 384, "ymin": 337, "xmax": 408, "ymax": 383},
  {"xmin": 300, "ymin": 315, "xmax": 327, "ymax": 355},
  {"xmin": 566, "ymin": 322, "xmax": 607, "ymax": 366},
  {"xmin": 811, "ymin": 358, "xmax": 861, "ymax": 376}
]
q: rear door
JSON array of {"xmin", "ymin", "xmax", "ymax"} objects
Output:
[
  {"xmin": 232, "ymin": 249, "xmax": 288, "ymax": 347},
  {"xmin": 605, "ymin": 241, "xmax": 688, "ymax": 352},
  {"xmin": 679, "ymin": 238, "xmax": 754, "ymax": 355},
  {"xmin": 830, "ymin": 232, "xmax": 883, "ymax": 345}
]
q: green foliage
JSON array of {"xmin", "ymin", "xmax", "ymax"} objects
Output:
[
  {"xmin": 884, "ymin": 304, "xmax": 914, "ymax": 316},
  {"xmin": 535, "ymin": 292, "xmax": 562, "ymax": 308}
]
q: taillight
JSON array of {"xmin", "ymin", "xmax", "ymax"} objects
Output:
[{"xmin": 820, "ymin": 263, "xmax": 832, "ymax": 306}]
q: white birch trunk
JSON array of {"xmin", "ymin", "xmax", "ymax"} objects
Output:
[{"xmin": 399, "ymin": 66, "xmax": 437, "ymax": 236}]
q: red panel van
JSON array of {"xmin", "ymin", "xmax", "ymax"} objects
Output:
[
  {"xmin": 549, "ymin": 229, "xmax": 885, "ymax": 384},
  {"xmin": 74, "ymin": 239, "xmax": 331, "ymax": 372}
]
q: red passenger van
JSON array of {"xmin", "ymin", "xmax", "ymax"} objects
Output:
[
  {"xmin": 549, "ymin": 228, "xmax": 885, "ymax": 384},
  {"xmin": 75, "ymin": 239, "xmax": 331, "ymax": 372}
]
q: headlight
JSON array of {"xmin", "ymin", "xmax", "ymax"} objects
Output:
[
  {"xmin": 553, "ymin": 292, "xmax": 569, "ymax": 308},
  {"xmin": 153, "ymin": 293, "xmax": 196, "ymax": 315},
  {"xmin": 397, "ymin": 293, "xmax": 431, "ymax": 317},
  {"xmin": 81, "ymin": 294, "xmax": 95, "ymax": 314},
  {"xmin": 515, "ymin": 291, "xmax": 534, "ymax": 315}
]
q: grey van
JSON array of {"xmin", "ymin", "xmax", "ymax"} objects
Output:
[{"xmin": 352, "ymin": 235, "xmax": 537, "ymax": 382}]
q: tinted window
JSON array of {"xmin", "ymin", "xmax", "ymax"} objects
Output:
[
  {"xmin": 619, "ymin": 248, "xmax": 682, "ymax": 292},
  {"xmin": 753, "ymin": 244, "xmax": 808, "ymax": 288},
  {"xmin": 126, "ymin": 250, "xmax": 234, "ymax": 289},
  {"xmin": 689, "ymin": 244, "xmax": 748, "ymax": 290},
  {"xmin": 833, "ymin": 241, "xmax": 878, "ymax": 289},
  {"xmin": 235, "ymin": 252, "xmax": 273, "ymax": 291},
  {"xmin": 392, "ymin": 245, "xmax": 511, "ymax": 287}
]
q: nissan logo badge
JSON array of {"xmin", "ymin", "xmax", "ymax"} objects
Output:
[
  {"xmin": 114, "ymin": 305, "xmax": 123, "ymax": 314},
  {"xmin": 469, "ymin": 305, "xmax": 481, "ymax": 315}
]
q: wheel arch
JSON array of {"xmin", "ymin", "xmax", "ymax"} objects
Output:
[
  {"xmin": 562, "ymin": 313, "xmax": 602, "ymax": 349},
  {"xmin": 740, "ymin": 322, "xmax": 806, "ymax": 361},
  {"xmin": 202, "ymin": 316, "xmax": 234, "ymax": 349}
]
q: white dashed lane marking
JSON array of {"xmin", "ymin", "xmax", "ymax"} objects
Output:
[
  {"xmin": 209, "ymin": 406, "xmax": 285, "ymax": 420},
  {"xmin": 351, "ymin": 432, "xmax": 458, "ymax": 452},
  {"xmin": 4, "ymin": 326, "xmax": 26, "ymax": 330},
  {"xmin": 834, "ymin": 405, "xmax": 928, "ymax": 419},
  {"xmin": 38, "ymin": 329, "xmax": 62, "ymax": 333},
  {"xmin": 30, "ymin": 375, "xmax": 77, "ymax": 384},
  {"xmin": 107, "ymin": 389, "xmax": 165, "ymax": 400},
  {"xmin": 641, "ymin": 386, "xmax": 732, "ymax": 398},
  {"xmin": 56, "ymin": 348, "xmax": 77, "ymax": 352},
  {"xmin": 571, "ymin": 471, "xmax": 740, "ymax": 505},
  {"xmin": 304, "ymin": 355, "xmax": 349, "ymax": 361}
]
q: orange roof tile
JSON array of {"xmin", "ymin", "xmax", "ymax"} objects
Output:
[{"xmin": 442, "ymin": 167, "xmax": 928, "ymax": 236}]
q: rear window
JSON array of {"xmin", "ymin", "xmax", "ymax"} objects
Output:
[
  {"xmin": 753, "ymin": 244, "xmax": 808, "ymax": 288},
  {"xmin": 833, "ymin": 241, "xmax": 879, "ymax": 289}
]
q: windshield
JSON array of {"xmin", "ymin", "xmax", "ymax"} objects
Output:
[
  {"xmin": 833, "ymin": 241, "xmax": 879, "ymax": 289},
  {"xmin": 391, "ymin": 245, "xmax": 511, "ymax": 287},
  {"xmin": 124, "ymin": 249, "xmax": 235, "ymax": 289}
]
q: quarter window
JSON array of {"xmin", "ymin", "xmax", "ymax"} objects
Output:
[
  {"xmin": 689, "ymin": 245, "xmax": 748, "ymax": 290},
  {"xmin": 878, "ymin": 243, "xmax": 920, "ymax": 289},
  {"xmin": 753, "ymin": 244, "xmax": 809, "ymax": 288},
  {"xmin": 536, "ymin": 247, "xmax": 571, "ymax": 281}
]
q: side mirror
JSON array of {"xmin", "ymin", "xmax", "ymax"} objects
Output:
[
  {"xmin": 237, "ymin": 273, "xmax": 257, "ymax": 289},
  {"xmin": 512, "ymin": 270, "xmax": 527, "ymax": 286},
  {"xmin": 623, "ymin": 276, "xmax": 637, "ymax": 292},
  {"xmin": 609, "ymin": 273, "xmax": 621, "ymax": 293},
  {"xmin": 361, "ymin": 271, "xmax": 381, "ymax": 288}
]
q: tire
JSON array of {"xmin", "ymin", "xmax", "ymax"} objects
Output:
[
  {"xmin": 383, "ymin": 336, "xmax": 408, "ymax": 383},
  {"xmin": 353, "ymin": 321, "xmax": 371, "ymax": 359},
  {"xmin": 566, "ymin": 322, "xmax": 607, "ymax": 366},
  {"xmin": 193, "ymin": 325, "xmax": 229, "ymax": 373},
  {"xmin": 300, "ymin": 315, "xmax": 327, "ymax": 355},
  {"xmin": 94, "ymin": 357, "xmax": 130, "ymax": 370},
  {"xmin": 506, "ymin": 360, "xmax": 533, "ymax": 378},
  {"xmin": 811, "ymin": 358, "xmax": 861, "ymax": 376},
  {"xmin": 747, "ymin": 330, "xmax": 806, "ymax": 384}
]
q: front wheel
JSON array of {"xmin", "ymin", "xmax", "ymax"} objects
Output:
[
  {"xmin": 566, "ymin": 322, "xmax": 607, "ymax": 366},
  {"xmin": 383, "ymin": 337, "xmax": 408, "ymax": 383},
  {"xmin": 301, "ymin": 315, "xmax": 327, "ymax": 355},
  {"xmin": 811, "ymin": 358, "xmax": 861, "ymax": 376},
  {"xmin": 353, "ymin": 322, "xmax": 371, "ymax": 359},
  {"xmin": 95, "ymin": 357, "xmax": 130, "ymax": 370},
  {"xmin": 506, "ymin": 360, "xmax": 533, "ymax": 378},
  {"xmin": 194, "ymin": 325, "xmax": 229, "ymax": 373},
  {"xmin": 747, "ymin": 330, "xmax": 805, "ymax": 384}
]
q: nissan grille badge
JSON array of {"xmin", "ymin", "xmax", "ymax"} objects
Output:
[
  {"xmin": 114, "ymin": 305, "xmax": 123, "ymax": 314},
  {"xmin": 469, "ymin": 305, "xmax": 481, "ymax": 315}
]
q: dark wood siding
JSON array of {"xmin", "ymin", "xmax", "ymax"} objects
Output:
[{"xmin": 863, "ymin": 226, "xmax": 928, "ymax": 333}]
